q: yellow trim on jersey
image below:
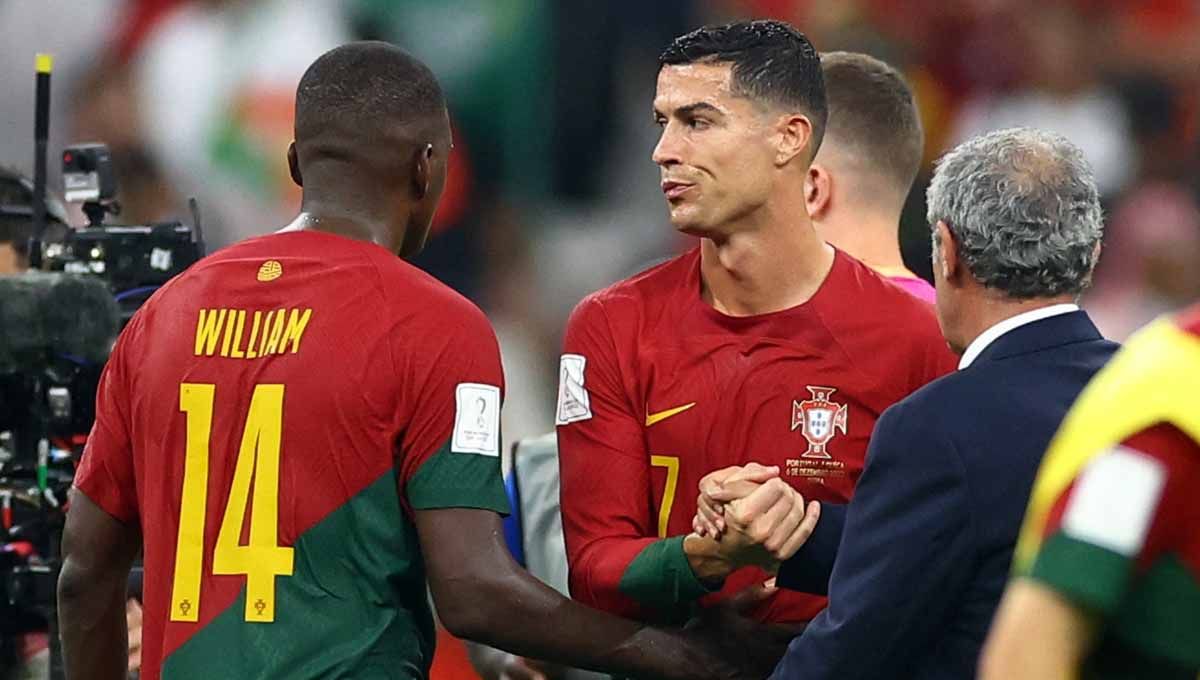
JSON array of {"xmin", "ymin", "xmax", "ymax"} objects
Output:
[{"xmin": 1015, "ymin": 318, "xmax": 1200, "ymax": 572}]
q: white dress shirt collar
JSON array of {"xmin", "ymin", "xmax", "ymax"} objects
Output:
[{"xmin": 958, "ymin": 304, "xmax": 1080, "ymax": 370}]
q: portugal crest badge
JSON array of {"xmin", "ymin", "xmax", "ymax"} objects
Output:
[{"xmin": 791, "ymin": 386, "xmax": 848, "ymax": 459}]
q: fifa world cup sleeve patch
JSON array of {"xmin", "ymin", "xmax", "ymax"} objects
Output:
[
  {"xmin": 556, "ymin": 354, "xmax": 592, "ymax": 425},
  {"xmin": 452, "ymin": 383, "xmax": 501, "ymax": 456}
]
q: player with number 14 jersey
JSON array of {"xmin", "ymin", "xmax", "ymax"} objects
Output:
[{"xmin": 74, "ymin": 229, "xmax": 509, "ymax": 679}]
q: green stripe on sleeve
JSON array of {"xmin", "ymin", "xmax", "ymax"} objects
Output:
[
  {"xmin": 1028, "ymin": 532, "xmax": 1133, "ymax": 615},
  {"xmin": 1106, "ymin": 554, "xmax": 1200, "ymax": 668},
  {"xmin": 618, "ymin": 536, "xmax": 714, "ymax": 609},
  {"xmin": 406, "ymin": 439, "xmax": 510, "ymax": 514}
]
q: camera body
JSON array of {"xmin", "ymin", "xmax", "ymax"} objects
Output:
[
  {"xmin": 44, "ymin": 222, "xmax": 202, "ymax": 295},
  {"xmin": 44, "ymin": 143, "xmax": 204, "ymax": 307},
  {"xmin": 61, "ymin": 144, "xmax": 116, "ymax": 205}
]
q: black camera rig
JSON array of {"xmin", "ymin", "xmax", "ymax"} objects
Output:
[{"xmin": 2, "ymin": 56, "xmax": 204, "ymax": 680}]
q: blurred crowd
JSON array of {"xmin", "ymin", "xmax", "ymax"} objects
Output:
[{"xmin": 1, "ymin": 0, "xmax": 1198, "ymax": 463}]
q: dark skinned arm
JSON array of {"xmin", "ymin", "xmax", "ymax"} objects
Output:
[
  {"xmin": 416, "ymin": 507, "xmax": 767, "ymax": 680},
  {"xmin": 58, "ymin": 488, "xmax": 141, "ymax": 680}
]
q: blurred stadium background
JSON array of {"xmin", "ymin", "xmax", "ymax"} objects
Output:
[{"xmin": 2, "ymin": 0, "xmax": 1197, "ymax": 677}]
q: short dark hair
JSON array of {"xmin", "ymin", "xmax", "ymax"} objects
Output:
[
  {"xmin": 820, "ymin": 51, "xmax": 924, "ymax": 193},
  {"xmin": 0, "ymin": 166, "xmax": 68, "ymax": 258},
  {"xmin": 294, "ymin": 41, "xmax": 448, "ymax": 152},
  {"xmin": 659, "ymin": 20, "xmax": 827, "ymax": 153}
]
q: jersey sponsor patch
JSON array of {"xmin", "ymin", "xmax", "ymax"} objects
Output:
[
  {"xmin": 452, "ymin": 383, "xmax": 501, "ymax": 456},
  {"xmin": 556, "ymin": 354, "xmax": 592, "ymax": 425},
  {"xmin": 1062, "ymin": 445, "xmax": 1166, "ymax": 557}
]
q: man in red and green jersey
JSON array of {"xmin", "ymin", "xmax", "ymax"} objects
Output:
[
  {"xmin": 557, "ymin": 21, "xmax": 956, "ymax": 628},
  {"xmin": 57, "ymin": 42, "xmax": 772, "ymax": 680},
  {"xmin": 982, "ymin": 303, "xmax": 1200, "ymax": 679}
]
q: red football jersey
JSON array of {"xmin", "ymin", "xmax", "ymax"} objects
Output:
[
  {"xmin": 557, "ymin": 247, "xmax": 957, "ymax": 623},
  {"xmin": 1024, "ymin": 305, "xmax": 1200, "ymax": 676},
  {"xmin": 74, "ymin": 230, "xmax": 509, "ymax": 680},
  {"xmin": 1040, "ymin": 425, "xmax": 1200, "ymax": 586}
]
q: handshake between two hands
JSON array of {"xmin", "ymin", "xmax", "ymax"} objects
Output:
[
  {"xmin": 689, "ymin": 463, "xmax": 822, "ymax": 576},
  {"xmin": 488, "ymin": 464, "xmax": 818, "ymax": 680}
]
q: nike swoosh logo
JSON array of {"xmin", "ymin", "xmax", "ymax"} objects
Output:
[{"xmin": 645, "ymin": 402, "xmax": 697, "ymax": 427}]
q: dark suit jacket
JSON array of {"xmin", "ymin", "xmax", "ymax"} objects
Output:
[{"xmin": 771, "ymin": 311, "xmax": 1118, "ymax": 680}]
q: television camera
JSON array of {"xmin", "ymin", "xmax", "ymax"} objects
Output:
[{"xmin": 1, "ymin": 96, "xmax": 204, "ymax": 678}]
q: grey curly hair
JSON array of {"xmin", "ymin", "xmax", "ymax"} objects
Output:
[{"xmin": 927, "ymin": 128, "xmax": 1103, "ymax": 299}]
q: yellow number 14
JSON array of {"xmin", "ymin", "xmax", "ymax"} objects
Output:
[{"xmin": 170, "ymin": 383, "xmax": 294, "ymax": 624}]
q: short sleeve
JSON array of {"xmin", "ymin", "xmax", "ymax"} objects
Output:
[
  {"xmin": 396, "ymin": 301, "xmax": 509, "ymax": 515},
  {"xmin": 1028, "ymin": 424, "xmax": 1198, "ymax": 615},
  {"xmin": 74, "ymin": 322, "xmax": 139, "ymax": 524}
]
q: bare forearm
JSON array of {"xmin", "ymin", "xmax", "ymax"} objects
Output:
[
  {"xmin": 419, "ymin": 508, "xmax": 728, "ymax": 680},
  {"xmin": 440, "ymin": 568, "xmax": 705, "ymax": 680},
  {"xmin": 981, "ymin": 627, "xmax": 1081, "ymax": 680},
  {"xmin": 57, "ymin": 489, "xmax": 141, "ymax": 680},
  {"xmin": 981, "ymin": 582, "xmax": 1092, "ymax": 680},
  {"xmin": 58, "ymin": 559, "xmax": 129, "ymax": 680}
]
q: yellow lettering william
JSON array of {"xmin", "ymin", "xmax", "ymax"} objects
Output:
[
  {"xmin": 281, "ymin": 308, "xmax": 313, "ymax": 354},
  {"xmin": 194, "ymin": 309, "xmax": 226, "ymax": 356},
  {"xmin": 193, "ymin": 307, "xmax": 313, "ymax": 359}
]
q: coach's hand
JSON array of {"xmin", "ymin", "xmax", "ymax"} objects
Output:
[
  {"xmin": 715, "ymin": 478, "xmax": 821, "ymax": 572},
  {"xmin": 693, "ymin": 463, "xmax": 780, "ymax": 538}
]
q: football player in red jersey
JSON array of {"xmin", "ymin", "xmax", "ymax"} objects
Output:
[
  {"xmin": 806, "ymin": 52, "xmax": 936, "ymax": 303},
  {"xmin": 57, "ymin": 42, "xmax": 773, "ymax": 680},
  {"xmin": 982, "ymin": 303, "xmax": 1200, "ymax": 680},
  {"xmin": 556, "ymin": 20, "xmax": 957, "ymax": 630}
]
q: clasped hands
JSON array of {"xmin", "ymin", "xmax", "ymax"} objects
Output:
[{"xmin": 690, "ymin": 463, "xmax": 821, "ymax": 575}]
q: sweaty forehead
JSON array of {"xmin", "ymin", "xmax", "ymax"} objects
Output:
[{"xmin": 654, "ymin": 62, "xmax": 738, "ymax": 112}]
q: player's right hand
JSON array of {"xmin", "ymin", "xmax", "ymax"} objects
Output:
[{"xmin": 693, "ymin": 463, "xmax": 781, "ymax": 538}]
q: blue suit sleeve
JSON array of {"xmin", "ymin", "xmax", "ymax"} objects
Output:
[
  {"xmin": 775, "ymin": 503, "xmax": 846, "ymax": 595},
  {"xmin": 770, "ymin": 400, "xmax": 974, "ymax": 680}
]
